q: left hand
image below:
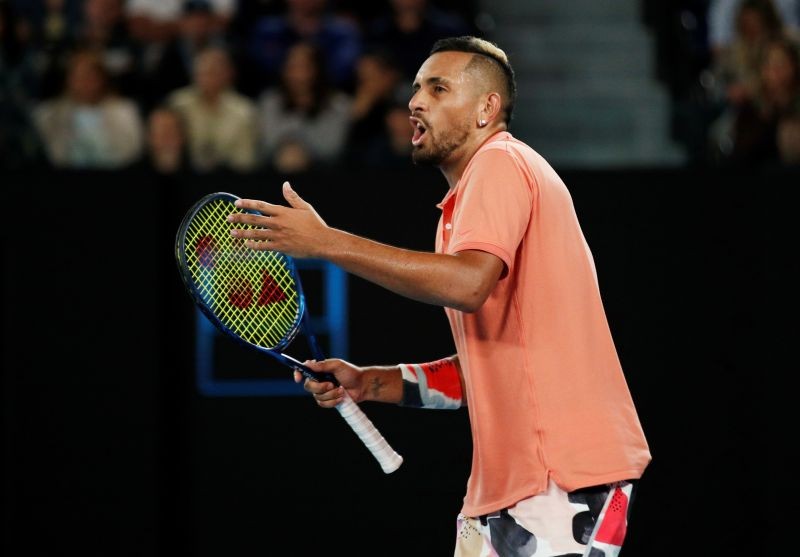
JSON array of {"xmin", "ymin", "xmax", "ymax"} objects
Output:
[
  {"xmin": 227, "ymin": 181, "xmax": 331, "ymax": 258},
  {"xmin": 293, "ymin": 358, "xmax": 366, "ymax": 408}
]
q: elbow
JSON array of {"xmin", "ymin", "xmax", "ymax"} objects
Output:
[
  {"xmin": 440, "ymin": 252, "xmax": 503, "ymax": 312},
  {"xmin": 449, "ymin": 289, "xmax": 490, "ymax": 313},
  {"xmin": 455, "ymin": 302, "xmax": 481, "ymax": 313}
]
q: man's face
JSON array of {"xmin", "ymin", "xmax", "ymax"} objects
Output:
[
  {"xmin": 196, "ymin": 51, "xmax": 230, "ymax": 96},
  {"xmin": 408, "ymin": 51, "xmax": 478, "ymax": 167},
  {"xmin": 67, "ymin": 57, "xmax": 106, "ymax": 104}
]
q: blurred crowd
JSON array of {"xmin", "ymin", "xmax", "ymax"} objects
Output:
[
  {"xmin": 0, "ymin": 0, "xmax": 477, "ymax": 174},
  {"xmin": 647, "ymin": 0, "xmax": 800, "ymax": 169},
  {"xmin": 5, "ymin": 0, "xmax": 797, "ymax": 175}
]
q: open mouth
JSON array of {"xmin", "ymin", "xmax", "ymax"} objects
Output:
[{"xmin": 410, "ymin": 117, "xmax": 427, "ymax": 146}]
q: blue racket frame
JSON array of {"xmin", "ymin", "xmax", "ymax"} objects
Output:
[
  {"xmin": 194, "ymin": 259, "xmax": 349, "ymax": 397},
  {"xmin": 175, "ymin": 192, "xmax": 349, "ymax": 396}
]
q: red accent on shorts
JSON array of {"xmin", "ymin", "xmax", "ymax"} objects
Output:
[{"xmin": 594, "ymin": 486, "xmax": 628, "ymax": 546}]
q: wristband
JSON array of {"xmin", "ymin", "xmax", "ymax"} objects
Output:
[{"xmin": 398, "ymin": 358, "xmax": 462, "ymax": 409}]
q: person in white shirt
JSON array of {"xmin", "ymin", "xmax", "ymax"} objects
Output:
[
  {"xmin": 167, "ymin": 45, "xmax": 258, "ymax": 173},
  {"xmin": 33, "ymin": 48, "xmax": 144, "ymax": 168}
]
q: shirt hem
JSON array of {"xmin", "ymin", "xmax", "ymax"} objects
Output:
[{"xmin": 460, "ymin": 466, "xmax": 648, "ymax": 518}]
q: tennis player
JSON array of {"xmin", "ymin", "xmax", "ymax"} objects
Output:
[{"xmin": 229, "ymin": 35, "xmax": 652, "ymax": 557}]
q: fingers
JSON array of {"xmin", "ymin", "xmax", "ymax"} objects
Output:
[
  {"xmin": 313, "ymin": 386, "xmax": 346, "ymax": 408},
  {"xmin": 304, "ymin": 358, "xmax": 343, "ymax": 372},
  {"xmin": 282, "ymin": 181, "xmax": 311, "ymax": 209},
  {"xmin": 302, "ymin": 375, "xmax": 344, "ymax": 408},
  {"xmin": 297, "ymin": 360, "xmax": 345, "ymax": 408},
  {"xmin": 227, "ymin": 195, "xmax": 297, "ymax": 249},
  {"xmin": 227, "ymin": 211, "xmax": 272, "ymax": 227},
  {"xmin": 228, "ymin": 225, "xmax": 271, "ymax": 242},
  {"xmin": 233, "ymin": 198, "xmax": 285, "ymax": 216},
  {"xmin": 227, "ymin": 203, "xmax": 273, "ymax": 244},
  {"xmin": 227, "ymin": 228, "xmax": 275, "ymax": 251}
]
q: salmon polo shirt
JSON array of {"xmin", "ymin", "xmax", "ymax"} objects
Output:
[{"xmin": 437, "ymin": 132, "xmax": 651, "ymax": 517}]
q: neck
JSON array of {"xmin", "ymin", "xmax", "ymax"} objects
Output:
[
  {"xmin": 439, "ymin": 126, "xmax": 504, "ymax": 189},
  {"xmin": 291, "ymin": 12, "xmax": 321, "ymax": 35},
  {"xmin": 153, "ymin": 149, "xmax": 182, "ymax": 173},
  {"xmin": 201, "ymin": 90, "xmax": 222, "ymax": 105},
  {"xmin": 395, "ymin": 9, "xmax": 422, "ymax": 32}
]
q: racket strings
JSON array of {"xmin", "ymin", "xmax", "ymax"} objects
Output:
[{"xmin": 183, "ymin": 198, "xmax": 301, "ymax": 349}]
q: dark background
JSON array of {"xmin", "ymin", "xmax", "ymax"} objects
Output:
[{"xmin": 3, "ymin": 164, "xmax": 798, "ymax": 556}]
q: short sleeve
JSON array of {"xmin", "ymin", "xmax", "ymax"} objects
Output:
[{"xmin": 448, "ymin": 148, "xmax": 534, "ymax": 272}]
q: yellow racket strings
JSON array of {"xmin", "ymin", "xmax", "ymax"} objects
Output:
[{"xmin": 184, "ymin": 198, "xmax": 301, "ymax": 349}]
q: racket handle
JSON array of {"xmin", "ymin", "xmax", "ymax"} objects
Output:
[{"xmin": 336, "ymin": 393, "xmax": 403, "ymax": 474}]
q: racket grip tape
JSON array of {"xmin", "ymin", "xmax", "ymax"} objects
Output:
[{"xmin": 336, "ymin": 394, "xmax": 403, "ymax": 474}]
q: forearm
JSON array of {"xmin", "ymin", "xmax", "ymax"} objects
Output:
[
  {"xmin": 230, "ymin": 189, "xmax": 502, "ymax": 311},
  {"xmin": 358, "ymin": 356, "xmax": 464, "ymax": 410},
  {"xmin": 320, "ymin": 228, "xmax": 495, "ymax": 312},
  {"xmin": 358, "ymin": 365, "xmax": 404, "ymax": 404}
]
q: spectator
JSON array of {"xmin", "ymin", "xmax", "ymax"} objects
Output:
[
  {"xmin": 256, "ymin": 41, "xmax": 352, "ymax": 172},
  {"xmin": 247, "ymin": 0, "xmax": 362, "ymax": 91},
  {"xmin": 354, "ymin": 98, "xmax": 414, "ymax": 167},
  {"xmin": 343, "ymin": 47, "xmax": 404, "ymax": 165},
  {"xmin": 709, "ymin": 0, "xmax": 785, "ymax": 109},
  {"xmin": 365, "ymin": 0, "xmax": 472, "ymax": 80},
  {"xmin": 125, "ymin": 0, "xmax": 234, "ymax": 45},
  {"xmin": 10, "ymin": 0, "xmax": 83, "ymax": 47},
  {"xmin": 777, "ymin": 113, "xmax": 800, "ymax": 163},
  {"xmin": 31, "ymin": 48, "xmax": 144, "ymax": 168},
  {"xmin": 140, "ymin": 0, "xmax": 228, "ymax": 111},
  {"xmin": 710, "ymin": 36, "xmax": 800, "ymax": 166},
  {"xmin": 167, "ymin": 45, "xmax": 258, "ymax": 173},
  {"xmin": 382, "ymin": 100, "xmax": 414, "ymax": 162},
  {"xmin": 227, "ymin": 0, "xmax": 283, "ymax": 40},
  {"xmin": 708, "ymin": 0, "xmax": 800, "ymax": 57},
  {"xmin": 143, "ymin": 105, "xmax": 189, "ymax": 174},
  {"xmin": 1, "ymin": 0, "xmax": 42, "ymax": 167},
  {"xmin": 271, "ymin": 137, "xmax": 312, "ymax": 173},
  {"xmin": 74, "ymin": 0, "xmax": 141, "ymax": 99},
  {"xmin": 11, "ymin": 0, "xmax": 84, "ymax": 100}
]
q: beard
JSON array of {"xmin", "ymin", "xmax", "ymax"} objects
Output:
[{"xmin": 411, "ymin": 120, "xmax": 471, "ymax": 167}]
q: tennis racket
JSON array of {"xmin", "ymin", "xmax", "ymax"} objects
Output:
[{"xmin": 175, "ymin": 191, "xmax": 403, "ymax": 474}]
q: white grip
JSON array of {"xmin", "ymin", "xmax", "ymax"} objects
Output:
[{"xmin": 335, "ymin": 393, "xmax": 403, "ymax": 474}]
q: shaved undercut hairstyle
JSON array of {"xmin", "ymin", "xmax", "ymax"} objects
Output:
[{"xmin": 430, "ymin": 36, "xmax": 517, "ymax": 125}]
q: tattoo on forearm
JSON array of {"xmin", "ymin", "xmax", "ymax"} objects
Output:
[{"xmin": 369, "ymin": 376, "xmax": 385, "ymax": 399}]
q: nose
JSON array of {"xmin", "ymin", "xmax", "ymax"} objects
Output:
[{"xmin": 408, "ymin": 89, "xmax": 423, "ymax": 113}]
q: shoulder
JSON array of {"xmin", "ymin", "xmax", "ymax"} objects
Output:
[
  {"xmin": 104, "ymin": 95, "xmax": 139, "ymax": 110},
  {"xmin": 328, "ymin": 91, "xmax": 354, "ymax": 112},
  {"xmin": 167, "ymin": 87, "xmax": 195, "ymax": 107},
  {"xmin": 471, "ymin": 134, "xmax": 532, "ymax": 168},
  {"xmin": 463, "ymin": 134, "xmax": 544, "ymax": 191},
  {"xmin": 478, "ymin": 134, "xmax": 548, "ymax": 172},
  {"xmin": 225, "ymin": 91, "xmax": 257, "ymax": 112},
  {"xmin": 480, "ymin": 133, "xmax": 536, "ymax": 154},
  {"xmin": 258, "ymin": 87, "xmax": 280, "ymax": 102},
  {"xmin": 98, "ymin": 99, "xmax": 143, "ymax": 128},
  {"xmin": 34, "ymin": 97, "xmax": 70, "ymax": 119}
]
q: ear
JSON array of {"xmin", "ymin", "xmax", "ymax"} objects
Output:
[{"xmin": 478, "ymin": 92, "xmax": 503, "ymax": 127}]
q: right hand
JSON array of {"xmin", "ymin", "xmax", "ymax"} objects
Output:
[{"xmin": 293, "ymin": 358, "xmax": 364, "ymax": 408}]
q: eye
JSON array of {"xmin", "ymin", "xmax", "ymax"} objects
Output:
[{"xmin": 434, "ymin": 85, "xmax": 446, "ymax": 93}]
